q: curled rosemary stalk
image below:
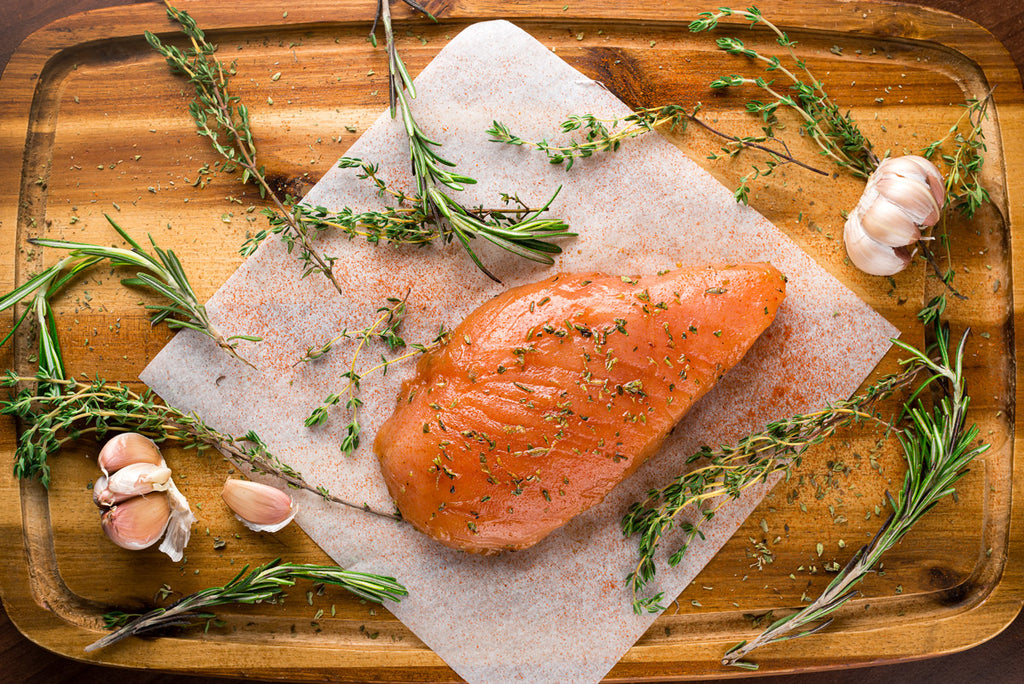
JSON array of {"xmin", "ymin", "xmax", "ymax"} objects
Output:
[
  {"xmin": 622, "ymin": 362, "xmax": 919, "ymax": 614},
  {"xmin": 24, "ymin": 214, "xmax": 260, "ymax": 368},
  {"xmin": 85, "ymin": 558, "xmax": 408, "ymax": 652},
  {"xmin": 1, "ymin": 255, "xmax": 100, "ymax": 385},
  {"xmin": 1, "ymin": 215, "xmax": 260, "ymax": 422},
  {"xmin": 0, "ymin": 372, "xmax": 399, "ymax": 518},
  {"xmin": 723, "ymin": 327, "xmax": 987, "ymax": 668}
]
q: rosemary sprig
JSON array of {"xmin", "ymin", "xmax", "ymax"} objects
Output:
[
  {"xmin": 1, "ymin": 255, "xmax": 101, "ymax": 386},
  {"xmin": 691, "ymin": 7, "xmax": 878, "ymax": 179},
  {"xmin": 22, "ymin": 215, "xmax": 260, "ymax": 368},
  {"xmin": 364, "ymin": 0, "xmax": 575, "ymax": 281},
  {"xmin": 488, "ymin": 104, "xmax": 829, "ymax": 204},
  {"xmin": 146, "ymin": 2, "xmax": 344, "ymax": 294},
  {"xmin": 1, "ymin": 372, "xmax": 399, "ymax": 518},
  {"xmin": 723, "ymin": 327, "xmax": 987, "ymax": 668},
  {"xmin": 85, "ymin": 558, "xmax": 408, "ymax": 652},
  {"xmin": 622, "ymin": 363, "xmax": 919, "ymax": 613}
]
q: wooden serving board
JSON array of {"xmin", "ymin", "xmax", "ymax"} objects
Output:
[{"xmin": 1, "ymin": 0, "xmax": 1021, "ymax": 680}]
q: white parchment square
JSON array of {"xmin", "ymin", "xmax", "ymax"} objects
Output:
[{"xmin": 141, "ymin": 21, "xmax": 898, "ymax": 684}]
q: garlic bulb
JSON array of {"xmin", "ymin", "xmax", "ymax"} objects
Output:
[
  {"xmin": 221, "ymin": 479, "xmax": 297, "ymax": 533},
  {"xmin": 98, "ymin": 433, "xmax": 164, "ymax": 476},
  {"xmin": 94, "ymin": 432, "xmax": 194, "ymax": 561},
  {"xmin": 101, "ymin": 492, "xmax": 171, "ymax": 550},
  {"xmin": 843, "ymin": 155, "xmax": 944, "ymax": 276},
  {"xmin": 93, "ymin": 462, "xmax": 172, "ymax": 507}
]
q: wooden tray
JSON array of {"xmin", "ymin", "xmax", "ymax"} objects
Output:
[{"xmin": 1, "ymin": 0, "xmax": 1021, "ymax": 680}]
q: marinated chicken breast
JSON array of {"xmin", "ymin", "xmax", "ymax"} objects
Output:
[{"xmin": 375, "ymin": 264, "xmax": 786, "ymax": 553}]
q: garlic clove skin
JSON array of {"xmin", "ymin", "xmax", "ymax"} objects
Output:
[
  {"xmin": 874, "ymin": 175, "xmax": 940, "ymax": 228},
  {"xmin": 221, "ymin": 479, "xmax": 297, "ymax": 533},
  {"xmin": 844, "ymin": 212, "xmax": 911, "ymax": 276},
  {"xmin": 98, "ymin": 433, "xmax": 164, "ymax": 476},
  {"xmin": 158, "ymin": 479, "xmax": 195, "ymax": 563},
  {"xmin": 101, "ymin": 492, "xmax": 171, "ymax": 551},
  {"xmin": 898, "ymin": 155, "xmax": 946, "ymax": 208},
  {"xmin": 859, "ymin": 196, "xmax": 922, "ymax": 247},
  {"xmin": 93, "ymin": 463, "xmax": 172, "ymax": 507}
]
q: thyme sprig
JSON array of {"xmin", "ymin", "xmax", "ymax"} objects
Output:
[
  {"xmin": 487, "ymin": 104, "xmax": 828, "ymax": 204},
  {"xmin": 364, "ymin": 0, "xmax": 575, "ymax": 281},
  {"xmin": 23, "ymin": 215, "xmax": 260, "ymax": 368},
  {"xmin": 923, "ymin": 90, "xmax": 993, "ymax": 219},
  {"xmin": 0, "ymin": 372, "xmax": 399, "ymax": 518},
  {"xmin": 723, "ymin": 327, "xmax": 987, "ymax": 668},
  {"xmin": 146, "ymin": 2, "xmax": 344, "ymax": 294},
  {"xmin": 691, "ymin": 7, "xmax": 878, "ymax": 179},
  {"xmin": 85, "ymin": 558, "xmax": 408, "ymax": 652},
  {"xmin": 271, "ymin": 173, "xmax": 569, "ymax": 270},
  {"xmin": 622, "ymin": 363, "xmax": 920, "ymax": 614},
  {"xmin": 915, "ymin": 91, "xmax": 994, "ymax": 319},
  {"xmin": 305, "ymin": 295, "xmax": 448, "ymax": 457},
  {"xmin": 296, "ymin": 292, "xmax": 409, "ymax": 366}
]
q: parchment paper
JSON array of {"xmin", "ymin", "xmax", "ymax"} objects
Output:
[{"xmin": 141, "ymin": 21, "xmax": 899, "ymax": 684}]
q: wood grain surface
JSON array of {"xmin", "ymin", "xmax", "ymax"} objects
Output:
[{"xmin": 1, "ymin": 1, "xmax": 1023, "ymax": 683}]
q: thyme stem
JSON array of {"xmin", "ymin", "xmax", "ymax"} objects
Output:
[
  {"xmin": 147, "ymin": 2, "xmax": 344, "ymax": 294},
  {"xmin": 0, "ymin": 373, "xmax": 401, "ymax": 519}
]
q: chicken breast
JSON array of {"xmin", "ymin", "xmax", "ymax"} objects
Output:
[{"xmin": 374, "ymin": 264, "xmax": 786, "ymax": 553}]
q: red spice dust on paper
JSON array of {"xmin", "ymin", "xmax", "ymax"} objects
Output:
[{"xmin": 140, "ymin": 21, "xmax": 898, "ymax": 684}]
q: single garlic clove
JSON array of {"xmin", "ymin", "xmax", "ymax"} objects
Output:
[
  {"xmin": 98, "ymin": 433, "xmax": 164, "ymax": 476},
  {"xmin": 93, "ymin": 463, "xmax": 173, "ymax": 507},
  {"xmin": 901, "ymin": 155, "xmax": 946, "ymax": 208},
  {"xmin": 844, "ymin": 212, "xmax": 911, "ymax": 276},
  {"xmin": 158, "ymin": 479, "xmax": 195, "ymax": 563},
  {"xmin": 859, "ymin": 196, "xmax": 921, "ymax": 247},
  {"xmin": 874, "ymin": 176, "xmax": 940, "ymax": 228},
  {"xmin": 101, "ymin": 492, "xmax": 171, "ymax": 551},
  {"xmin": 221, "ymin": 479, "xmax": 297, "ymax": 533}
]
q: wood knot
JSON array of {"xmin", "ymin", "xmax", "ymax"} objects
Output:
[{"xmin": 926, "ymin": 565, "xmax": 972, "ymax": 606}]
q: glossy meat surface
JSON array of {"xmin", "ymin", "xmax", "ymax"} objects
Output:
[{"xmin": 374, "ymin": 264, "xmax": 786, "ymax": 553}]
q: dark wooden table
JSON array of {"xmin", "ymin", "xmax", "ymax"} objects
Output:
[{"xmin": 1, "ymin": 1, "xmax": 1022, "ymax": 682}]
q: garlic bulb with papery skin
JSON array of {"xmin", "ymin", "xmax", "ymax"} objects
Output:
[
  {"xmin": 93, "ymin": 462, "xmax": 172, "ymax": 507},
  {"xmin": 94, "ymin": 432, "xmax": 194, "ymax": 561},
  {"xmin": 101, "ymin": 492, "xmax": 171, "ymax": 551},
  {"xmin": 843, "ymin": 155, "xmax": 944, "ymax": 276},
  {"xmin": 221, "ymin": 479, "xmax": 297, "ymax": 533},
  {"xmin": 98, "ymin": 433, "xmax": 163, "ymax": 476}
]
